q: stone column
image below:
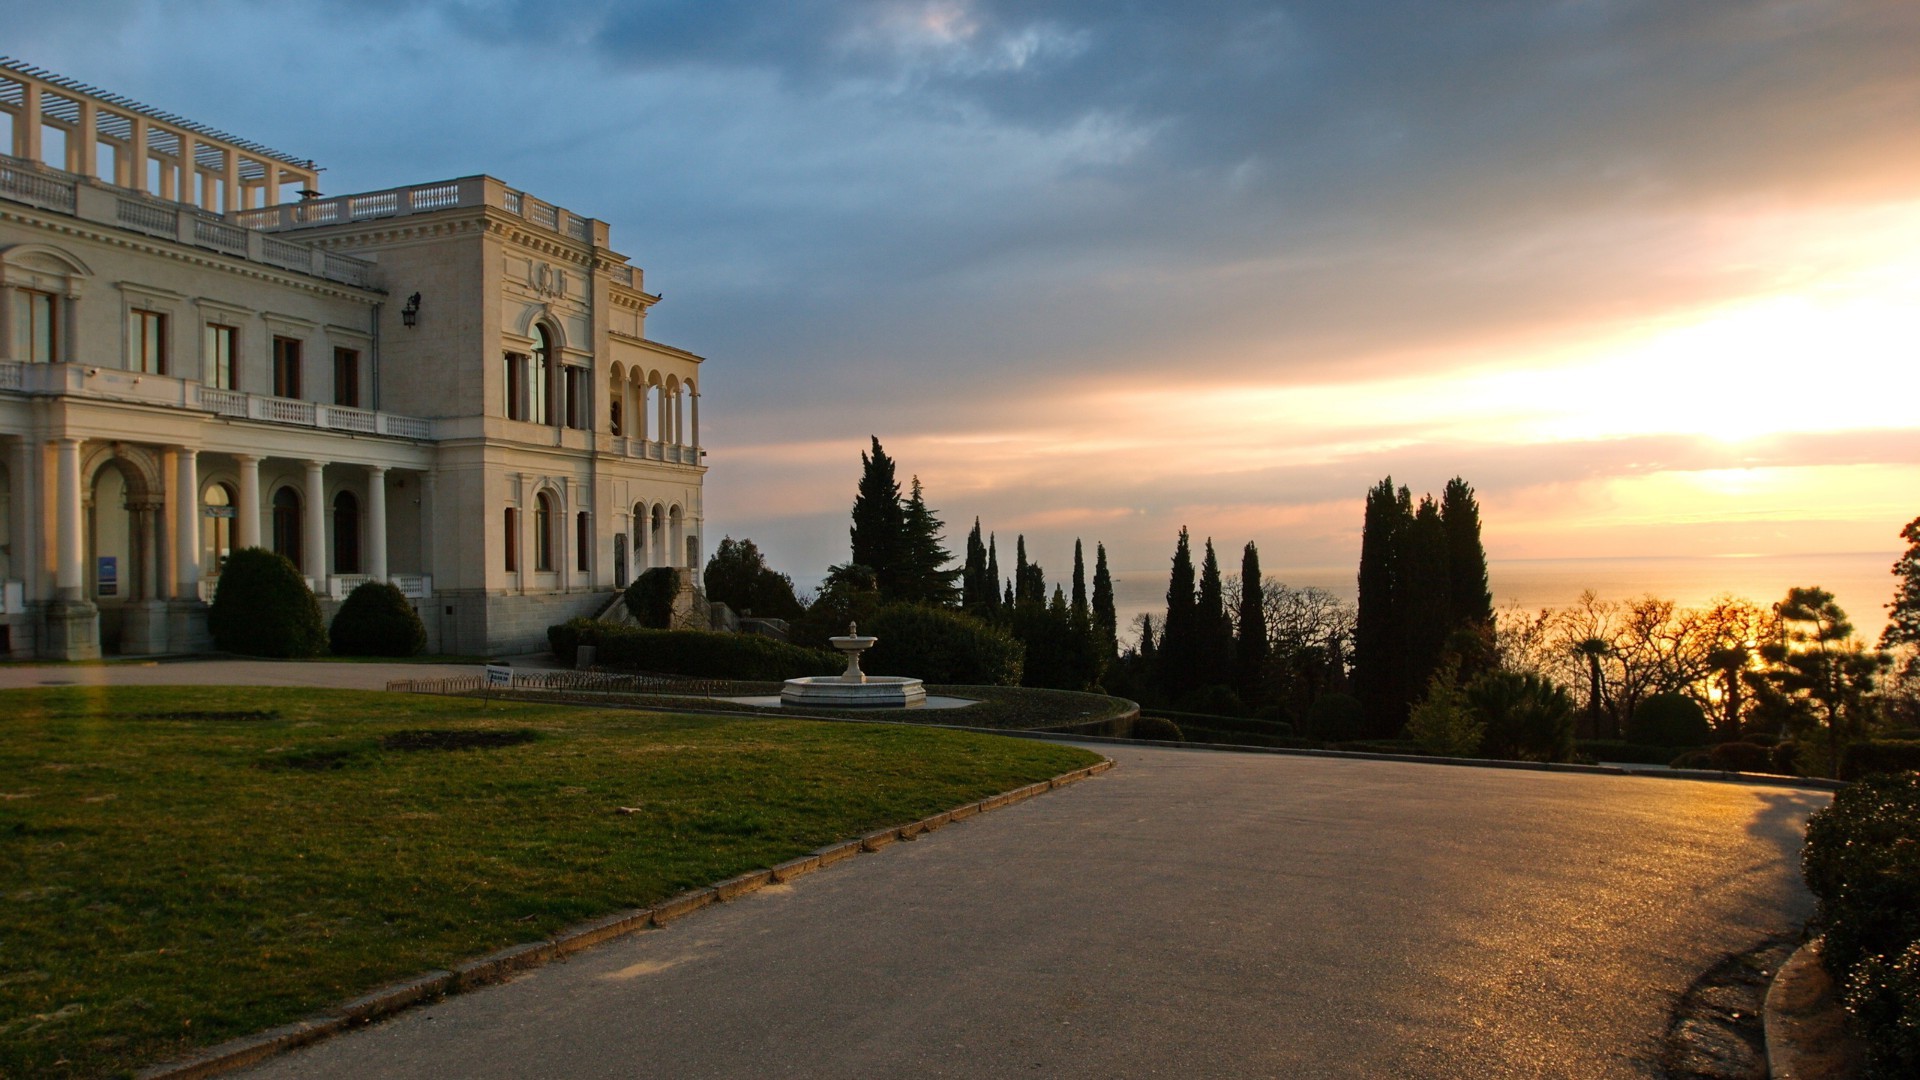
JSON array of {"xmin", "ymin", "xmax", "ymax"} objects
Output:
[
  {"xmin": 303, "ymin": 460, "xmax": 326, "ymax": 591},
  {"xmin": 7, "ymin": 437, "xmax": 39, "ymax": 601},
  {"xmin": 75, "ymin": 99, "xmax": 98, "ymax": 178},
  {"xmin": 174, "ymin": 448, "xmax": 199, "ymax": 597},
  {"xmin": 127, "ymin": 116, "xmax": 149, "ymax": 192},
  {"xmin": 419, "ymin": 470, "xmax": 436, "ymax": 586},
  {"xmin": 235, "ymin": 454, "xmax": 261, "ymax": 550},
  {"xmin": 366, "ymin": 465, "xmax": 388, "ymax": 582},
  {"xmin": 690, "ymin": 390, "xmax": 700, "ymax": 450},
  {"xmin": 673, "ymin": 388, "xmax": 685, "ymax": 447},
  {"xmin": 54, "ymin": 438, "xmax": 83, "ymax": 600}
]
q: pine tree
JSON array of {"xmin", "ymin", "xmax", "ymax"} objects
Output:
[
  {"xmin": 1356, "ymin": 478, "xmax": 1409, "ymax": 735},
  {"xmin": 1197, "ymin": 538, "xmax": 1234, "ymax": 691},
  {"xmin": 1235, "ymin": 541, "xmax": 1269, "ymax": 707},
  {"xmin": 1440, "ymin": 477, "xmax": 1492, "ymax": 631},
  {"xmin": 897, "ymin": 476, "xmax": 959, "ymax": 606},
  {"xmin": 962, "ymin": 518, "xmax": 989, "ymax": 614},
  {"xmin": 849, "ymin": 437, "xmax": 905, "ymax": 596},
  {"xmin": 1881, "ymin": 515, "xmax": 1920, "ymax": 650},
  {"xmin": 1160, "ymin": 527, "xmax": 1201, "ymax": 699},
  {"xmin": 1092, "ymin": 542, "xmax": 1118, "ymax": 659}
]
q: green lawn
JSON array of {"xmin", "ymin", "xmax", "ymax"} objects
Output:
[{"xmin": 0, "ymin": 686, "xmax": 1099, "ymax": 1079}]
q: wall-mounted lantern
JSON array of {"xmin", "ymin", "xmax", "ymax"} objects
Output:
[{"xmin": 401, "ymin": 293, "xmax": 421, "ymax": 329}]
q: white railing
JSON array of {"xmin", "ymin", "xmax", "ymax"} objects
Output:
[
  {"xmin": 116, "ymin": 196, "xmax": 176, "ymax": 236},
  {"xmin": 379, "ymin": 414, "xmax": 432, "ymax": 440},
  {"xmin": 329, "ymin": 574, "xmax": 372, "ymax": 599},
  {"xmin": 319, "ymin": 404, "xmax": 378, "ymax": 433},
  {"xmin": 391, "ymin": 574, "xmax": 433, "ymax": 599},
  {"xmin": 0, "ymin": 361, "xmax": 21, "ymax": 391},
  {"xmin": 259, "ymin": 396, "xmax": 317, "ymax": 425},
  {"xmin": 349, "ymin": 191, "xmax": 400, "ymax": 219},
  {"xmin": 0, "ymin": 158, "xmax": 76, "ymax": 210},
  {"xmin": 0, "ymin": 580, "xmax": 23, "ymax": 614},
  {"xmin": 193, "ymin": 216, "xmax": 248, "ymax": 254},
  {"xmin": 610, "ymin": 264, "xmax": 634, "ymax": 286},
  {"xmin": 198, "ymin": 386, "xmax": 248, "ymax": 416}
]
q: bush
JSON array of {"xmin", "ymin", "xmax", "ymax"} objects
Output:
[
  {"xmin": 1577, "ymin": 740, "xmax": 1683, "ymax": 765},
  {"xmin": 1174, "ymin": 684, "xmax": 1248, "ymax": 718},
  {"xmin": 328, "ymin": 581, "xmax": 426, "ymax": 657},
  {"xmin": 1773, "ymin": 741, "xmax": 1802, "ymax": 777},
  {"xmin": 1840, "ymin": 741, "xmax": 1920, "ymax": 782},
  {"xmin": 207, "ymin": 548, "xmax": 326, "ymax": 658},
  {"xmin": 1707, "ymin": 741, "xmax": 1775, "ymax": 773},
  {"xmin": 549, "ymin": 619, "xmax": 838, "ymax": 681},
  {"xmin": 1405, "ymin": 669, "xmax": 1484, "ymax": 757},
  {"xmin": 623, "ymin": 568, "xmax": 680, "ymax": 629},
  {"xmin": 1625, "ymin": 692, "xmax": 1711, "ymax": 748},
  {"xmin": 861, "ymin": 604, "xmax": 1024, "ymax": 686},
  {"xmin": 1801, "ymin": 772, "xmax": 1920, "ymax": 1074},
  {"xmin": 1130, "ymin": 716, "xmax": 1185, "ymax": 742},
  {"xmin": 1468, "ymin": 670, "xmax": 1576, "ymax": 763},
  {"xmin": 1669, "ymin": 749, "xmax": 1714, "ymax": 769},
  {"xmin": 1305, "ymin": 693, "xmax": 1365, "ymax": 742}
]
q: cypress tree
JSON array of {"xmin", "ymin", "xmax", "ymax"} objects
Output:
[
  {"xmin": 1440, "ymin": 477, "xmax": 1492, "ymax": 631},
  {"xmin": 1003, "ymin": 580, "xmax": 1015, "ymax": 609},
  {"xmin": 1356, "ymin": 478, "xmax": 1409, "ymax": 735},
  {"xmin": 1197, "ymin": 538, "xmax": 1234, "ymax": 691},
  {"xmin": 986, "ymin": 534, "xmax": 1003, "ymax": 619},
  {"xmin": 1015, "ymin": 536, "xmax": 1046, "ymax": 609},
  {"xmin": 1092, "ymin": 542, "xmax": 1118, "ymax": 659},
  {"xmin": 1235, "ymin": 541, "xmax": 1269, "ymax": 707},
  {"xmin": 962, "ymin": 518, "xmax": 988, "ymax": 613},
  {"xmin": 849, "ymin": 437, "xmax": 905, "ymax": 596},
  {"xmin": 1139, "ymin": 614, "xmax": 1158, "ymax": 659},
  {"xmin": 1397, "ymin": 496, "xmax": 1453, "ymax": 725},
  {"xmin": 1160, "ymin": 527, "xmax": 1201, "ymax": 699},
  {"xmin": 898, "ymin": 476, "xmax": 959, "ymax": 606}
]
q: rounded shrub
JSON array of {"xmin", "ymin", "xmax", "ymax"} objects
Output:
[
  {"xmin": 624, "ymin": 567, "xmax": 679, "ymax": 629},
  {"xmin": 1625, "ymin": 692, "xmax": 1710, "ymax": 748},
  {"xmin": 1467, "ymin": 670, "xmax": 1576, "ymax": 763},
  {"xmin": 1130, "ymin": 716, "xmax": 1185, "ymax": 742},
  {"xmin": 207, "ymin": 547, "xmax": 326, "ymax": 658},
  {"xmin": 1706, "ymin": 741, "xmax": 1773, "ymax": 773},
  {"xmin": 329, "ymin": 581, "xmax": 427, "ymax": 657},
  {"xmin": 862, "ymin": 604, "xmax": 1024, "ymax": 686},
  {"xmin": 1305, "ymin": 693, "xmax": 1365, "ymax": 742},
  {"xmin": 1175, "ymin": 684, "xmax": 1249, "ymax": 718}
]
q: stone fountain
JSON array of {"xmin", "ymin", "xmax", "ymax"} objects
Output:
[{"xmin": 780, "ymin": 622, "xmax": 927, "ymax": 708}]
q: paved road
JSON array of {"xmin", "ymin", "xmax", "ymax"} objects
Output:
[
  {"xmin": 0, "ymin": 658, "xmax": 518, "ymax": 691},
  {"xmin": 239, "ymin": 745, "xmax": 1825, "ymax": 1079}
]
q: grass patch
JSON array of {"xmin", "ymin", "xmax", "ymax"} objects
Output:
[
  {"xmin": 599, "ymin": 682, "xmax": 1136, "ymax": 732},
  {"xmin": 0, "ymin": 686, "xmax": 1098, "ymax": 1079}
]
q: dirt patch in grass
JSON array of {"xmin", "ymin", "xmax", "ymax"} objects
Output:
[
  {"xmin": 382, "ymin": 728, "xmax": 541, "ymax": 752},
  {"xmin": 134, "ymin": 710, "xmax": 280, "ymax": 722}
]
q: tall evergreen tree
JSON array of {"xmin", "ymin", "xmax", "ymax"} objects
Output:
[
  {"xmin": 1092, "ymin": 542, "xmax": 1119, "ymax": 659},
  {"xmin": 1440, "ymin": 477, "xmax": 1493, "ymax": 631},
  {"xmin": 1355, "ymin": 478, "xmax": 1410, "ymax": 735},
  {"xmin": 1396, "ymin": 496, "xmax": 1454, "ymax": 726},
  {"xmin": 897, "ymin": 476, "xmax": 960, "ymax": 606},
  {"xmin": 962, "ymin": 518, "xmax": 989, "ymax": 613},
  {"xmin": 986, "ymin": 534, "xmax": 1003, "ymax": 619},
  {"xmin": 1881, "ymin": 515, "xmax": 1920, "ymax": 650},
  {"xmin": 1071, "ymin": 540, "xmax": 1089, "ymax": 619},
  {"xmin": 1014, "ymin": 536, "xmax": 1047, "ymax": 609},
  {"xmin": 1160, "ymin": 527, "xmax": 1202, "ymax": 699},
  {"xmin": 1197, "ymin": 538, "xmax": 1234, "ymax": 691},
  {"xmin": 1235, "ymin": 541, "xmax": 1269, "ymax": 707},
  {"xmin": 849, "ymin": 437, "xmax": 905, "ymax": 595},
  {"xmin": 1004, "ymin": 580, "xmax": 1015, "ymax": 609}
]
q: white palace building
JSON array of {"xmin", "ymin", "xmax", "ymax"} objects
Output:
[{"xmin": 0, "ymin": 59, "xmax": 706, "ymax": 659}]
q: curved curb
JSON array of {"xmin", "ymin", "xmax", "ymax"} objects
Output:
[
  {"xmin": 1764, "ymin": 936, "xmax": 1866, "ymax": 1079},
  {"xmin": 135, "ymin": 758, "xmax": 1115, "ymax": 1080}
]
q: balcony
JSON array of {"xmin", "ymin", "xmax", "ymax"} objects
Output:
[
  {"xmin": 0, "ymin": 361, "xmax": 434, "ymax": 440},
  {"xmin": 607, "ymin": 435, "xmax": 702, "ymax": 465},
  {"xmin": 0, "ymin": 154, "xmax": 376, "ymax": 289}
]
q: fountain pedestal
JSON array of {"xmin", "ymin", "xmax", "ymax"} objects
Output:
[{"xmin": 780, "ymin": 624, "xmax": 926, "ymax": 709}]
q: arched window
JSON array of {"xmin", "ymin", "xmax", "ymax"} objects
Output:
[
  {"xmin": 202, "ymin": 481, "xmax": 235, "ymax": 576},
  {"xmin": 530, "ymin": 325, "xmax": 552, "ymax": 426},
  {"xmin": 272, "ymin": 486, "xmax": 301, "ymax": 567},
  {"xmin": 534, "ymin": 491, "xmax": 554, "ymax": 571},
  {"xmin": 333, "ymin": 491, "xmax": 361, "ymax": 574},
  {"xmin": 608, "ymin": 368, "xmax": 624, "ymax": 436}
]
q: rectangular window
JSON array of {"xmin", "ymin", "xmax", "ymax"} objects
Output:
[
  {"xmin": 273, "ymin": 336, "xmax": 301, "ymax": 398},
  {"xmin": 333, "ymin": 347, "xmax": 360, "ymax": 407},
  {"xmin": 14, "ymin": 289, "xmax": 58, "ymax": 362},
  {"xmin": 576, "ymin": 511, "xmax": 590, "ymax": 570},
  {"xmin": 504, "ymin": 508, "xmax": 519, "ymax": 572},
  {"xmin": 563, "ymin": 367, "xmax": 585, "ymax": 430},
  {"xmin": 205, "ymin": 325, "xmax": 237, "ymax": 389},
  {"xmin": 504, "ymin": 353, "xmax": 527, "ymax": 420},
  {"xmin": 129, "ymin": 309, "xmax": 167, "ymax": 374}
]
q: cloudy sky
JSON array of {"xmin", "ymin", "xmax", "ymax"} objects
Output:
[{"xmin": 13, "ymin": 0, "xmax": 1920, "ymax": 592}]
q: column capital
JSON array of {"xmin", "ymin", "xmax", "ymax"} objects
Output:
[
  {"xmin": 234, "ymin": 452, "xmax": 261, "ymax": 464},
  {"xmin": 367, "ymin": 464, "xmax": 389, "ymax": 476}
]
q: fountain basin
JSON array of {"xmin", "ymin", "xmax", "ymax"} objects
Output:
[{"xmin": 780, "ymin": 675, "xmax": 927, "ymax": 709}]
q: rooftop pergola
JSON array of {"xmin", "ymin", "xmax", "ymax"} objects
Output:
[{"xmin": 0, "ymin": 57, "xmax": 320, "ymax": 215}]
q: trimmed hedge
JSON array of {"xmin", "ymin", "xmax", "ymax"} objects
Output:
[
  {"xmin": 207, "ymin": 547, "xmax": 326, "ymax": 658},
  {"xmin": 1130, "ymin": 716, "xmax": 1185, "ymax": 742},
  {"xmin": 1840, "ymin": 741, "xmax": 1920, "ymax": 782},
  {"xmin": 623, "ymin": 568, "xmax": 679, "ymax": 629},
  {"xmin": 1625, "ymin": 692, "xmax": 1711, "ymax": 748},
  {"xmin": 328, "ymin": 581, "xmax": 426, "ymax": 657},
  {"xmin": 1305, "ymin": 693, "xmax": 1365, "ymax": 741},
  {"xmin": 1577, "ymin": 740, "xmax": 1692, "ymax": 765},
  {"xmin": 1707, "ymin": 741, "xmax": 1775, "ymax": 774},
  {"xmin": 549, "ymin": 619, "xmax": 838, "ymax": 680},
  {"xmin": 1802, "ymin": 771, "xmax": 1920, "ymax": 1075},
  {"xmin": 861, "ymin": 604, "xmax": 1024, "ymax": 686}
]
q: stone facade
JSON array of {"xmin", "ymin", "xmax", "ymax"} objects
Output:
[{"xmin": 0, "ymin": 60, "xmax": 705, "ymax": 658}]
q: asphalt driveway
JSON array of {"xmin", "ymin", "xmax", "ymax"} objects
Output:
[{"xmin": 237, "ymin": 744, "xmax": 1824, "ymax": 1079}]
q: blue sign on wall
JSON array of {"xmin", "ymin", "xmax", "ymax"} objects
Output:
[{"xmin": 98, "ymin": 556, "xmax": 118, "ymax": 597}]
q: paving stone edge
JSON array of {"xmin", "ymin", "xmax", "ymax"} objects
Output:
[
  {"xmin": 1764, "ymin": 934, "xmax": 1867, "ymax": 1079},
  {"xmin": 135, "ymin": 757, "xmax": 1114, "ymax": 1080}
]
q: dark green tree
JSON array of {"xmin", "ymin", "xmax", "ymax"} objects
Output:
[
  {"xmin": 1071, "ymin": 540, "xmax": 1089, "ymax": 619},
  {"xmin": 986, "ymin": 534, "xmax": 1004, "ymax": 619},
  {"xmin": 1440, "ymin": 477, "xmax": 1493, "ymax": 632},
  {"xmin": 1196, "ymin": 538, "xmax": 1234, "ymax": 692},
  {"xmin": 1355, "ymin": 479, "xmax": 1410, "ymax": 735},
  {"xmin": 1881, "ymin": 515, "xmax": 1920, "ymax": 650},
  {"xmin": 1159, "ymin": 527, "xmax": 1202, "ymax": 699},
  {"xmin": 1014, "ymin": 536, "xmax": 1046, "ymax": 609},
  {"xmin": 1092, "ymin": 542, "xmax": 1119, "ymax": 659},
  {"xmin": 849, "ymin": 437, "xmax": 906, "ymax": 595},
  {"xmin": 329, "ymin": 580, "xmax": 428, "ymax": 657},
  {"xmin": 704, "ymin": 536, "xmax": 804, "ymax": 619},
  {"xmin": 208, "ymin": 547, "xmax": 327, "ymax": 658},
  {"xmin": 1396, "ymin": 496, "xmax": 1453, "ymax": 721},
  {"xmin": 1234, "ymin": 541, "xmax": 1269, "ymax": 708},
  {"xmin": 1758, "ymin": 587, "xmax": 1889, "ymax": 776},
  {"xmin": 962, "ymin": 518, "xmax": 990, "ymax": 614},
  {"xmin": 897, "ymin": 476, "xmax": 959, "ymax": 606}
]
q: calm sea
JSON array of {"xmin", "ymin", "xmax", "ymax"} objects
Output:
[{"xmin": 1106, "ymin": 551, "xmax": 1900, "ymax": 647}]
